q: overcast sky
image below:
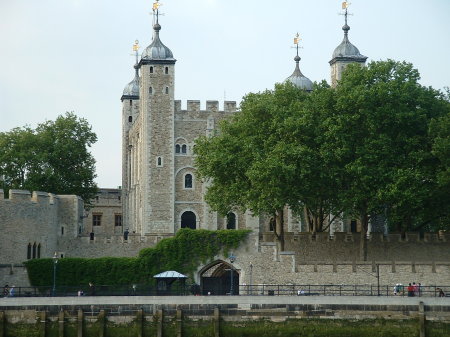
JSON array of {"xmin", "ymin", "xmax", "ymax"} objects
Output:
[{"xmin": 1, "ymin": 0, "xmax": 449, "ymax": 188}]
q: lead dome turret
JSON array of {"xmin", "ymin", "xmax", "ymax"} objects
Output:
[
  {"xmin": 285, "ymin": 55, "xmax": 313, "ymax": 91},
  {"xmin": 141, "ymin": 23, "xmax": 175, "ymax": 61}
]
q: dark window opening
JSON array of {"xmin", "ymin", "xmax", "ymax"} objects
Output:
[
  {"xmin": 181, "ymin": 144, "xmax": 187, "ymax": 154},
  {"xmin": 149, "ymin": 87, "xmax": 153, "ymax": 94},
  {"xmin": 165, "ymin": 67, "xmax": 169, "ymax": 74},
  {"xmin": 32, "ymin": 243, "xmax": 36, "ymax": 259},
  {"xmin": 61, "ymin": 227, "xmax": 64, "ymax": 235},
  {"xmin": 165, "ymin": 86, "xmax": 169, "ymax": 94},
  {"xmin": 115, "ymin": 214, "xmax": 122, "ymax": 227},
  {"xmin": 269, "ymin": 217, "xmax": 275, "ymax": 232},
  {"xmin": 150, "ymin": 66, "xmax": 153, "ymax": 73},
  {"xmin": 181, "ymin": 211, "xmax": 196, "ymax": 229},
  {"xmin": 27, "ymin": 243, "xmax": 32, "ymax": 260},
  {"xmin": 93, "ymin": 214, "xmax": 102, "ymax": 226},
  {"xmin": 350, "ymin": 220, "xmax": 357, "ymax": 233},
  {"xmin": 175, "ymin": 144, "xmax": 181, "ymax": 153},
  {"xmin": 129, "ymin": 100, "xmax": 132, "ymax": 106},
  {"xmin": 128, "ymin": 116, "xmax": 132, "ymax": 123},
  {"xmin": 184, "ymin": 174, "xmax": 193, "ymax": 189},
  {"xmin": 37, "ymin": 244, "xmax": 41, "ymax": 258},
  {"xmin": 227, "ymin": 213, "xmax": 236, "ymax": 230},
  {"xmin": 157, "ymin": 157, "xmax": 162, "ymax": 166}
]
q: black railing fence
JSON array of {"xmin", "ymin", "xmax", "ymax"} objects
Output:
[{"xmin": 1, "ymin": 284, "xmax": 449, "ymax": 298}]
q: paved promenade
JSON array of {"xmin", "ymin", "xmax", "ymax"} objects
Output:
[{"xmin": 1, "ymin": 295, "xmax": 449, "ymax": 307}]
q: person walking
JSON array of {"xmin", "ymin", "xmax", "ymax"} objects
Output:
[
  {"xmin": 407, "ymin": 283, "xmax": 414, "ymax": 297},
  {"xmin": 3, "ymin": 285, "xmax": 9, "ymax": 297}
]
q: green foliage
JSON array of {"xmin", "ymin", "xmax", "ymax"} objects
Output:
[
  {"xmin": 0, "ymin": 112, "xmax": 98, "ymax": 204},
  {"xmin": 24, "ymin": 229, "xmax": 250, "ymax": 286}
]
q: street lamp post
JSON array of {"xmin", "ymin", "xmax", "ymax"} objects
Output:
[
  {"xmin": 229, "ymin": 253, "xmax": 236, "ymax": 295},
  {"xmin": 249, "ymin": 262, "xmax": 253, "ymax": 295},
  {"xmin": 52, "ymin": 252, "xmax": 59, "ymax": 296}
]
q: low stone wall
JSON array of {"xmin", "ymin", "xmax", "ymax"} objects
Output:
[{"xmin": 0, "ymin": 265, "xmax": 30, "ymax": 288}]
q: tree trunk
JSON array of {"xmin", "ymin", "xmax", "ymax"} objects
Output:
[
  {"xmin": 359, "ymin": 212, "xmax": 369, "ymax": 261},
  {"xmin": 275, "ymin": 209, "xmax": 285, "ymax": 251}
]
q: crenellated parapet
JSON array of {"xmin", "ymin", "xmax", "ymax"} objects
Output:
[
  {"xmin": 174, "ymin": 100, "xmax": 237, "ymax": 116},
  {"xmin": 0, "ymin": 189, "xmax": 58, "ymax": 205}
]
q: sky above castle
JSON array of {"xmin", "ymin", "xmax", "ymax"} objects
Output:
[{"xmin": 1, "ymin": 0, "xmax": 449, "ymax": 188}]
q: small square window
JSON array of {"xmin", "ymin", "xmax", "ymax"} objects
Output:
[{"xmin": 93, "ymin": 214, "xmax": 102, "ymax": 226}]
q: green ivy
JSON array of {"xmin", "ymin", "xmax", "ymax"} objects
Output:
[{"xmin": 24, "ymin": 229, "xmax": 250, "ymax": 287}]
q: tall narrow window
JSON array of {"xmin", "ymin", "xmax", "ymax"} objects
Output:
[
  {"xmin": 129, "ymin": 100, "xmax": 132, "ymax": 106},
  {"xmin": 226, "ymin": 213, "xmax": 236, "ymax": 230},
  {"xmin": 184, "ymin": 174, "xmax": 193, "ymax": 189},
  {"xmin": 37, "ymin": 244, "xmax": 41, "ymax": 258},
  {"xmin": 115, "ymin": 214, "xmax": 122, "ymax": 227},
  {"xmin": 150, "ymin": 66, "xmax": 154, "ymax": 73},
  {"xmin": 175, "ymin": 144, "xmax": 181, "ymax": 153},
  {"xmin": 181, "ymin": 144, "xmax": 187, "ymax": 154},
  {"xmin": 165, "ymin": 86, "xmax": 169, "ymax": 94},
  {"xmin": 61, "ymin": 227, "xmax": 64, "ymax": 235},
  {"xmin": 32, "ymin": 243, "xmax": 37, "ymax": 259},
  {"xmin": 165, "ymin": 67, "xmax": 169, "ymax": 74},
  {"xmin": 27, "ymin": 243, "xmax": 32, "ymax": 260},
  {"xmin": 149, "ymin": 87, "xmax": 153, "ymax": 95},
  {"xmin": 128, "ymin": 116, "xmax": 132, "ymax": 123},
  {"xmin": 157, "ymin": 157, "xmax": 163, "ymax": 167}
]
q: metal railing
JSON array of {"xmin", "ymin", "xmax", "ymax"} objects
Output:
[{"xmin": 2, "ymin": 284, "xmax": 449, "ymax": 298}]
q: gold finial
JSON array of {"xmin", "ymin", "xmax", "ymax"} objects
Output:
[
  {"xmin": 133, "ymin": 40, "xmax": 140, "ymax": 52},
  {"xmin": 153, "ymin": 0, "xmax": 161, "ymax": 12},
  {"xmin": 342, "ymin": 1, "xmax": 351, "ymax": 9},
  {"xmin": 294, "ymin": 33, "xmax": 301, "ymax": 45}
]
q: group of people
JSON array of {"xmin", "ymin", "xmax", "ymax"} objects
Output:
[
  {"xmin": 2, "ymin": 284, "xmax": 15, "ymax": 297},
  {"xmin": 394, "ymin": 282, "xmax": 446, "ymax": 297}
]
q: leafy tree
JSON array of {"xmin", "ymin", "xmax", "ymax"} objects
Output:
[
  {"xmin": 0, "ymin": 112, "xmax": 98, "ymax": 204},
  {"xmin": 195, "ymin": 83, "xmax": 310, "ymax": 250},
  {"xmin": 326, "ymin": 60, "xmax": 450, "ymax": 259}
]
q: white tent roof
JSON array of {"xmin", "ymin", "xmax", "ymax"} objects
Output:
[{"xmin": 153, "ymin": 271, "xmax": 187, "ymax": 278}]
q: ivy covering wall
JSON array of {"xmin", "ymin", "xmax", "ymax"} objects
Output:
[{"xmin": 24, "ymin": 229, "xmax": 251, "ymax": 287}]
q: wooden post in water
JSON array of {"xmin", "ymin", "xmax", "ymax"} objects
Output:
[
  {"xmin": 214, "ymin": 307, "xmax": 220, "ymax": 337},
  {"xmin": 77, "ymin": 309, "xmax": 83, "ymax": 337},
  {"xmin": 0, "ymin": 311, "xmax": 5, "ymax": 337},
  {"xmin": 38, "ymin": 311, "xmax": 47, "ymax": 337},
  {"xmin": 98, "ymin": 310, "xmax": 105, "ymax": 337},
  {"xmin": 156, "ymin": 310, "xmax": 163, "ymax": 337},
  {"xmin": 136, "ymin": 309, "xmax": 144, "ymax": 337},
  {"xmin": 58, "ymin": 310, "xmax": 65, "ymax": 337},
  {"xmin": 176, "ymin": 309, "xmax": 182, "ymax": 337},
  {"xmin": 419, "ymin": 301, "xmax": 426, "ymax": 337}
]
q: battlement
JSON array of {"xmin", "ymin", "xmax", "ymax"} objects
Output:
[
  {"xmin": 174, "ymin": 100, "xmax": 237, "ymax": 113},
  {"xmin": 0, "ymin": 189, "xmax": 58, "ymax": 205}
]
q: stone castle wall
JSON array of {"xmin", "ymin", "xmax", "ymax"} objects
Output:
[
  {"xmin": 0, "ymin": 189, "xmax": 83, "ymax": 265},
  {"xmin": 212, "ymin": 234, "xmax": 450, "ymax": 287}
]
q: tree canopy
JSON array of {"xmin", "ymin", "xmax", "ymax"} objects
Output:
[
  {"xmin": 194, "ymin": 60, "xmax": 450, "ymax": 258},
  {"xmin": 0, "ymin": 112, "xmax": 98, "ymax": 204}
]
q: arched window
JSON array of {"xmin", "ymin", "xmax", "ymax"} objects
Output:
[
  {"xmin": 226, "ymin": 213, "xmax": 236, "ymax": 230},
  {"xmin": 129, "ymin": 100, "xmax": 132, "ymax": 106},
  {"xmin": 165, "ymin": 67, "xmax": 169, "ymax": 74},
  {"xmin": 181, "ymin": 211, "xmax": 196, "ymax": 229},
  {"xmin": 157, "ymin": 157, "xmax": 163, "ymax": 167},
  {"xmin": 37, "ymin": 244, "xmax": 41, "ymax": 258},
  {"xmin": 184, "ymin": 174, "xmax": 193, "ymax": 189},
  {"xmin": 27, "ymin": 243, "xmax": 32, "ymax": 260},
  {"xmin": 165, "ymin": 86, "xmax": 169, "ymax": 94},
  {"xmin": 149, "ymin": 87, "xmax": 153, "ymax": 94},
  {"xmin": 128, "ymin": 116, "xmax": 132, "ymax": 123},
  {"xmin": 181, "ymin": 144, "xmax": 187, "ymax": 154},
  {"xmin": 175, "ymin": 144, "xmax": 181, "ymax": 153},
  {"xmin": 32, "ymin": 243, "xmax": 37, "ymax": 259},
  {"xmin": 150, "ymin": 66, "xmax": 154, "ymax": 73}
]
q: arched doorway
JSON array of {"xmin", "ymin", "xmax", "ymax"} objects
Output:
[
  {"xmin": 181, "ymin": 211, "xmax": 196, "ymax": 229},
  {"xmin": 200, "ymin": 261, "xmax": 239, "ymax": 295}
]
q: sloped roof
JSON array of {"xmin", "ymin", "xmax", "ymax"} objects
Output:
[{"xmin": 153, "ymin": 271, "xmax": 187, "ymax": 278}]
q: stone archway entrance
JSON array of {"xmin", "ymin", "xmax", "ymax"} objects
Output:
[
  {"xmin": 181, "ymin": 211, "xmax": 196, "ymax": 229},
  {"xmin": 200, "ymin": 261, "xmax": 239, "ymax": 295}
]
